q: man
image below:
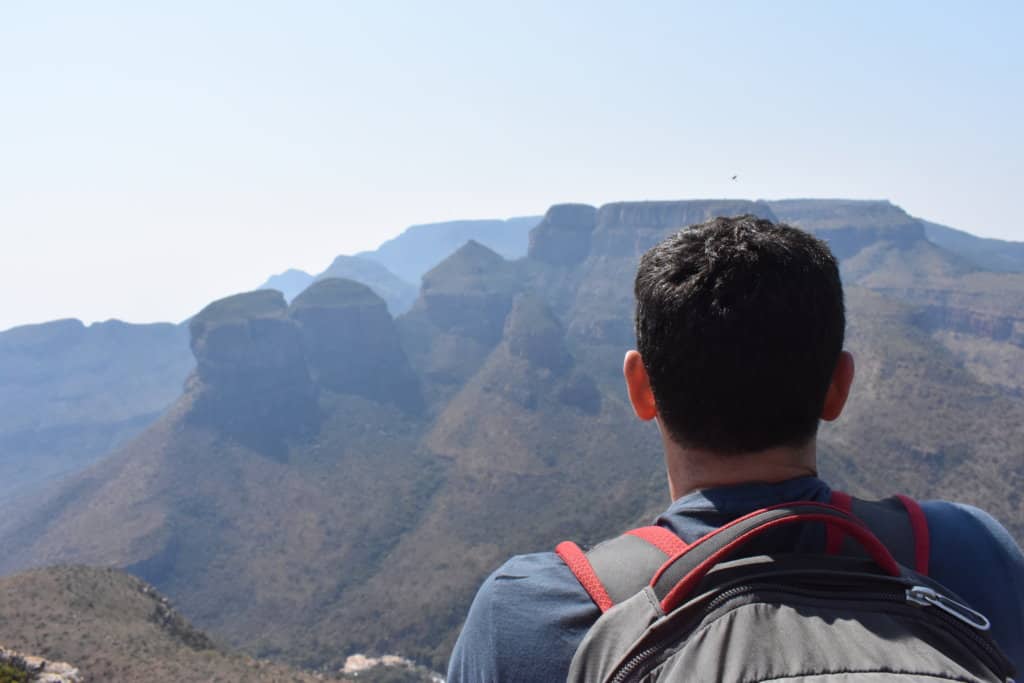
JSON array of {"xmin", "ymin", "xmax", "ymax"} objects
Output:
[{"xmin": 447, "ymin": 215, "xmax": 1024, "ymax": 682}]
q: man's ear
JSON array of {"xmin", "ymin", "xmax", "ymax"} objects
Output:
[
  {"xmin": 821, "ymin": 350, "xmax": 855, "ymax": 422},
  {"xmin": 623, "ymin": 350, "xmax": 658, "ymax": 421}
]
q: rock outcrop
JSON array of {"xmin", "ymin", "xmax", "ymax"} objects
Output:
[
  {"xmin": 289, "ymin": 278, "xmax": 423, "ymax": 413},
  {"xmin": 0, "ymin": 646, "xmax": 80, "ymax": 682},
  {"xmin": 503, "ymin": 294, "xmax": 572, "ymax": 373},
  {"xmin": 416, "ymin": 241, "xmax": 521, "ymax": 345},
  {"xmin": 187, "ymin": 290, "xmax": 316, "ymax": 456},
  {"xmin": 591, "ymin": 199, "xmax": 776, "ymax": 257},
  {"xmin": 528, "ymin": 204, "xmax": 597, "ymax": 266}
]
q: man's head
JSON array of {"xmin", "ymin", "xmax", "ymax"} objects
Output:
[{"xmin": 627, "ymin": 215, "xmax": 849, "ymax": 455}]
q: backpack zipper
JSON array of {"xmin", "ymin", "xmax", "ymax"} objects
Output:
[{"xmin": 607, "ymin": 583, "xmax": 1013, "ymax": 683}]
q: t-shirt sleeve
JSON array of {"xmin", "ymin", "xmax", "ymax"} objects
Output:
[
  {"xmin": 923, "ymin": 500, "xmax": 1024, "ymax": 671},
  {"xmin": 446, "ymin": 552, "xmax": 600, "ymax": 683}
]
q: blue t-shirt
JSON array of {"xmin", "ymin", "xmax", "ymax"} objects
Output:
[{"xmin": 447, "ymin": 476, "xmax": 1024, "ymax": 682}]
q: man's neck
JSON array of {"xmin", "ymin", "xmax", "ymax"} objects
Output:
[{"xmin": 661, "ymin": 428, "xmax": 819, "ymax": 501}]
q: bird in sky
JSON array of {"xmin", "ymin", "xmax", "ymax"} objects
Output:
[{"xmin": 731, "ymin": 174, "xmax": 738, "ymax": 181}]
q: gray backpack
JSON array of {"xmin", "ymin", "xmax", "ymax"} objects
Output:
[{"xmin": 557, "ymin": 499, "xmax": 1016, "ymax": 682}]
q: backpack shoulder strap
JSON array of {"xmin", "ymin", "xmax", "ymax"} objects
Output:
[
  {"xmin": 556, "ymin": 526, "xmax": 687, "ymax": 612},
  {"xmin": 828, "ymin": 490, "xmax": 930, "ymax": 575},
  {"xmin": 558, "ymin": 491, "xmax": 931, "ymax": 612}
]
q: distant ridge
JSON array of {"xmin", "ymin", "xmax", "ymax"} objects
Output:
[
  {"xmin": 920, "ymin": 219, "xmax": 1024, "ymax": 273},
  {"xmin": 357, "ymin": 216, "xmax": 541, "ymax": 283}
]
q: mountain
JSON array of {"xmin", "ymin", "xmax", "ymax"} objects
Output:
[
  {"xmin": 259, "ymin": 268, "xmax": 315, "ymax": 301},
  {"xmin": 260, "ymin": 256, "xmax": 418, "ymax": 315},
  {"xmin": 357, "ymin": 216, "xmax": 541, "ymax": 284},
  {"xmin": 259, "ymin": 216, "xmax": 542, "ymax": 311},
  {"xmin": 2, "ymin": 198, "xmax": 1022, "ymax": 673},
  {"xmin": 770, "ymin": 199, "xmax": 1024, "ymax": 398},
  {"xmin": 921, "ymin": 220, "xmax": 1024, "ymax": 273},
  {"xmin": 0, "ymin": 565, "xmax": 348, "ymax": 682},
  {"xmin": 5, "ymin": 219, "xmax": 532, "ymax": 502},
  {"xmin": 316, "ymin": 255, "xmax": 418, "ymax": 315},
  {"xmin": 0, "ymin": 319, "xmax": 193, "ymax": 498}
]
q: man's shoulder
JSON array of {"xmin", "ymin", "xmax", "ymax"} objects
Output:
[
  {"xmin": 446, "ymin": 552, "xmax": 600, "ymax": 683},
  {"xmin": 922, "ymin": 499, "xmax": 1021, "ymax": 558},
  {"xmin": 921, "ymin": 499, "xmax": 1024, "ymax": 668}
]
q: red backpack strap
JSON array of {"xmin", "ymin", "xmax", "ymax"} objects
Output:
[
  {"xmin": 555, "ymin": 541, "xmax": 614, "ymax": 612},
  {"xmin": 828, "ymin": 490, "xmax": 930, "ymax": 576},
  {"xmin": 825, "ymin": 490, "xmax": 853, "ymax": 554},
  {"xmin": 556, "ymin": 527, "xmax": 688, "ymax": 612},
  {"xmin": 894, "ymin": 494, "xmax": 930, "ymax": 575}
]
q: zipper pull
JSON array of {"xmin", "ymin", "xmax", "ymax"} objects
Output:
[{"xmin": 906, "ymin": 586, "xmax": 991, "ymax": 631}]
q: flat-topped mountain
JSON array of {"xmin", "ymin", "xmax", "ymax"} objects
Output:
[{"xmin": 2, "ymin": 198, "xmax": 1022, "ymax": 673}]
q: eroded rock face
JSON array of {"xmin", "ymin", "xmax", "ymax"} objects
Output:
[
  {"xmin": 503, "ymin": 294, "xmax": 572, "ymax": 373},
  {"xmin": 187, "ymin": 290, "xmax": 316, "ymax": 456},
  {"xmin": 289, "ymin": 279, "xmax": 423, "ymax": 413},
  {"xmin": 528, "ymin": 204, "xmax": 597, "ymax": 266},
  {"xmin": 591, "ymin": 200, "xmax": 776, "ymax": 257},
  {"xmin": 416, "ymin": 241, "xmax": 521, "ymax": 346}
]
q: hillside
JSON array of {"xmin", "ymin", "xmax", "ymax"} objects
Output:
[
  {"xmin": 0, "ymin": 565, "xmax": 348, "ymax": 682},
  {"xmin": 921, "ymin": 220, "xmax": 1024, "ymax": 273},
  {"xmin": 1, "ymin": 198, "xmax": 1021, "ymax": 672},
  {"xmin": 0, "ymin": 319, "xmax": 193, "ymax": 499}
]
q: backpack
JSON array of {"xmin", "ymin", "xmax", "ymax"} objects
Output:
[{"xmin": 556, "ymin": 494, "xmax": 1016, "ymax": 683}]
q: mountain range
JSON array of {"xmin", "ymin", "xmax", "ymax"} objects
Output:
[
  {"xmin": 1, "ymin": 199, "xmax": 1021, "ymax": 673},
  {"xmin": 0, "ymin": 216, "xmax": 541, "ymax": 500},
  {"xmin": 258, "ymin": 216, "xmax": 542, "ymax": 312}
]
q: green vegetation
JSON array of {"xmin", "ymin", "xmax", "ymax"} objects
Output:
[{"xmin": 0, "ymin": 658, "xmax": 29, "ymax": 683}]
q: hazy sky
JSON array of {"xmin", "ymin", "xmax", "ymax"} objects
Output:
[{"xmin": 2, "ymin": 1, "xmax": 1021, "ymax": 331}]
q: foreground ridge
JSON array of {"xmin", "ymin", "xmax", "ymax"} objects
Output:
[{"xmin": 0, "ymin": 645, "xmax": 80, "ymax": 683}]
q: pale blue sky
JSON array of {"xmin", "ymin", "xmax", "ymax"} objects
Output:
[{"xmin": 1, "ymin": 1, "xmax": 1021, "ymax": 330}]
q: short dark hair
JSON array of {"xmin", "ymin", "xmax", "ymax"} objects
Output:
[{"xmin": 634, "ymin": 215, "xmax": 845, "ymax": 454}]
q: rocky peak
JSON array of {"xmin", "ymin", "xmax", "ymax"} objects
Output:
[
  {"xmin": 187, "ymin": 290, "xmax": 315, "ymax": 456},
  {"xmin": 528, "ymin": 203, "xmax": 597, "ymax": 266},
  {"xmin": 189, "ymin": 290, "xmax": 307, "ymax": 387},
  {"xmin": 421, "ymin": 240, "xmax": 516, "ymax": 292},
  {"xmin": 415, "ymin": 241, "xmax": 521, "ymax": 345},
  {"xmin": 502, "ymin": 294, "xmax": 572, "ymax": 373},
  {"xmin": 289, "ymin": 279, "xmax": 422, "ymax": 413}
]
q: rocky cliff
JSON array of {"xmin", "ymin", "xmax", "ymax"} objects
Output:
[
  {"xmin": 187, "ymin": 290, "xmax": 317, "ymax": 458},
  {"xmin": 290, "ymin": 278, "xmax": 423, "ymax": 413}
]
